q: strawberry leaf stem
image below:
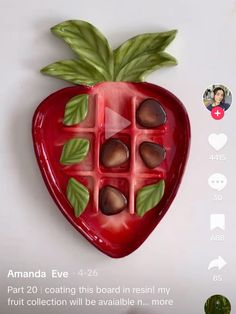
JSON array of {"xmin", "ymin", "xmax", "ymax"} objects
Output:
[
  {"xmin": 41, "ymin": 59, "xmax": 106, "ymax": 85},
  {"xmin": 41, "ymin": 20, "xmax": 177, "ymax": 85},
  {"xmin": 51, "ymin": 20, "xmax": 114, "ymax": 80},
  {"xmin": 114, "ymin": 30, "xmax": 177, "ymax": 78},
  {"xmin": 115, "ymin": 52, "xmax": 177, "ymax": 82}
]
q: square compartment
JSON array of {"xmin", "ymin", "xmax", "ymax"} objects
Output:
[
  {"xmin": 99, "ymin": 133, "xmax": 131, "ymax": 173},
  {"xmin": 135, "ymin": 96, "xmax": 167, "ymax": 131},
  {"xmin": 98, "ymin": 177, "xmax": 130, "ymax": 213},
  {"xmin": 135, "ymin": 133, "xmax": 167, "ymax": 175},
  {"xmin": 62, "ymin": 94, "xmax": 97, "ymax": 130},
  {"xmin": 66, "ymin": 175, "xmax": 94, "ymax": 217},
  {"xmin": 58, "ymin": 132, "xmax": 95, "ymax": 172},
  {"xmin": 134, "ymin": 177, "xmax": 164, "ymax": 214},
  {"xmin": 97, "ymin": 85, "xmax": 134, "ymax": 130}
]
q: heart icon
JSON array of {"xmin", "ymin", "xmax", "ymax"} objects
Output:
[{"xmin": 208, "ymin": 133, "xmax": 227, "ymax": 151}]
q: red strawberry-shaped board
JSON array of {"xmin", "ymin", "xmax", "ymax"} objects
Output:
[{"xmin": 32, "ymin": 20, "xmax": 190, "ymax": 258}]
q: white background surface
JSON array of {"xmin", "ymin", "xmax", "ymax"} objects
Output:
[{"xmin": 1, "ymin": 0, "xmax": 236, "ymax": 313}]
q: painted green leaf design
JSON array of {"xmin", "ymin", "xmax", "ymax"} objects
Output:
[
  {"xmin": 41, "ymin": 59, "xmax": 105, "ymax": 85},
  {"xmin": 67, "ymin": 178, "xmax": 90, "ymax": 217},
  {"xmin": 64, "ymin": 94, "xmax": 88, "ymax": 126},
  {"xmin": 41, "ymin": 20, "xmax": 178, "ymax": 84},
  {"xmin": 115, "ymin": 52, "xmax": 177, "ymax": 82},
  {"xmin": 51, "ymin": 20, "xmax": 113, "ymax": 80},
  {"xmin": 204, "ymin": 295, "xmax": 231, "ymax": 314},
  {"xmin": 60, "ymin": 138, "xmax": 90, "ymax": 165},
  {"xmin": 136, "ymin": 180, "xmax": 165, "ymax": 217},
  {"xmin": 114, "ymin": 30, "xmax": 177, "ymax": 80}
]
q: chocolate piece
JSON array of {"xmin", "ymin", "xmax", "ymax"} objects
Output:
[
  {"xmin": 139, "ymin": 141, "xmax": 166, "ymax": 169},
  {"xmin": 136, "ymin": 99, "xmax": 166, "ymax": 128},
  {"xmin": 100, "ymin": 138, "xmax": 129, "ymax": 168},
  {"xmin": 99, "ymin": 186, "xmax": 127, "ymax": 215}
]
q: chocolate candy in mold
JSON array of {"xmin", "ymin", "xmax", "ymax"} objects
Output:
[
  {"xmin": 99, "ymin": 185, "xmax": 128, "ymax": 215},
  {"xmin": 136, "ymin": 98, "xmax": 166, "ymax": 128},
  {"xmin": 100, "ymin": 138, "xmax": 129, "ymax": 168},
  {"xmin": 139, "ymin": 141, "xmax": 166, "ymax": 169}
]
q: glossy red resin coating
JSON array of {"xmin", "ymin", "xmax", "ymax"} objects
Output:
[{"xmin": 32, "ymin": 82, "xmax": 191, "ymax": 258}]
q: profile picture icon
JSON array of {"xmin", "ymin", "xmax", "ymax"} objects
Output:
[
  {"xmin": 203, "ymin": 85, "xmax": 232, "ymax": 120},
  {"xmin": 204, "ymin": 294, "xmax": 231, "ymax": 314}
]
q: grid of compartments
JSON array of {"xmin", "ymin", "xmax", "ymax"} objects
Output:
[{"xmin": 62, "ymin": 94, "xmax": 167, "ymax": 216}]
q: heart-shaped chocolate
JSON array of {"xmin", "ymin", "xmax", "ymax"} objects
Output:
[
  {"xmin": 136, "ymin": 99, "xmax": 167, "ymax": 128},
  {"xmin": 100, "ymin": 138, "xmax": 129, "ymax": 168},
  {"xmin": 99, "ymin": 186, "xmax": 127, "ymax": 215},
  {"xmin": 139, "ymin": 141, "xmax": 166, "ymax": 169}
]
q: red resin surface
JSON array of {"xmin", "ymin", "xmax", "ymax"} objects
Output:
[{"xmin": 32, "ymin": 82, "xmax": 191, "ymax": 258}]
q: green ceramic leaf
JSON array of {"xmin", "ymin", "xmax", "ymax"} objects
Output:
[
  {"xmin": 136, "ymin": 180, "xmax": 165, "ymax": 217},
  {"xmin": 64, "ymin": 94, "xmax": 88, "ymax": 126},
  {"xmin": 67, "ymin": 178, "xmax": 90, "ymax": 217},
  {"xmin": 41, "ymin": 20, "xmax": 178, "ymax": 84},
  {"xmin": 114, "ymin": 30, "xmax": 177, "ymax": 80},
  {"xmin": 51, "ymin": 20, "xmax": 113, "ymax": 80},
  {"xmin": 60, "ymin": 138, "xmax": 90, "ymax": 165},
  {"xmin": 205, "ymin": 295, "xmax": 231, "ymax": 314},
  {"xmin": 115, "ymin": 52, "xmax": 177, "ymax": 82},
  {"xmin": 41, "ymin": 59, "xmax": 105, "ymax": 85}
]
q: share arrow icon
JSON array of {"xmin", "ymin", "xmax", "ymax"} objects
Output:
[{"xmin": 208, "ymin": 256, "xmax": 227, "ymax": 270}]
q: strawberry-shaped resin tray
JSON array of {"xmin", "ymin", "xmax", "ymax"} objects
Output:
[{"xmin": 33, "ymin": 20, "xmax": 190, "ymax": 258}]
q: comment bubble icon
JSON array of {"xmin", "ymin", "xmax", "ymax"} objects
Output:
[{"xmin": 208, "ymin": 173, "xmax": 227, "ymax": 191}]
